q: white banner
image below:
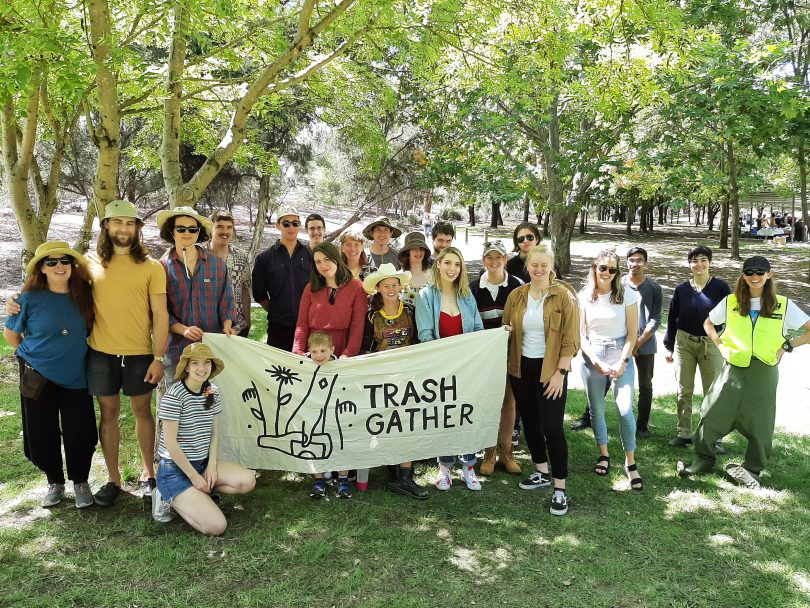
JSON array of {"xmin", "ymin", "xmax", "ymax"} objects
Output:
[{"xmin": 203, "ymin": 330, "xmax": 508, "ymax": 473}]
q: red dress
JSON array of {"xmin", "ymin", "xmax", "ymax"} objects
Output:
[{"xmin": 438, "ymin": 312, "xmax": 463, "ymax": 338}]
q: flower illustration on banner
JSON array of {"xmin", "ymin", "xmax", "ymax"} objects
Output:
[{"xmin": 266, "ymin": 366, "xmax": 301, "ymax": 436}]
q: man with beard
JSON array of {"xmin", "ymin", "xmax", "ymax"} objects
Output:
[
  {"xmin": 209, "ymin": 209, "xmax": 252, "ymax": 337},
  {"xmin": 84, "ymin": 201, "xmax": 169, "ymax": 506}
]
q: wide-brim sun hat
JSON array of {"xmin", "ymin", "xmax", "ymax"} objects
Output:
[
  {"xmin": 399, "ymin": 231, "xmax": 431, "ymax": 255},
  {"xmin": 362, "ymin": 216, "xmax": 402, "ymax": 240},
  {"xmin": 363, "ymin": 263, "xmax": 412, "ymax": 294},
  {"xmin": 103, "ymin": 199, "xmax": 144, "ymax": 224},
  {"xmin": 25, "ymin": 241, "xmax": 87, "ymax": 275},
  {"xmin": 175, "ymin": 343, "xmax": 225, "ymax": 380},
  {"xmin": 156, "ymin": 206, "xmax": 214, "ymax": 233}
]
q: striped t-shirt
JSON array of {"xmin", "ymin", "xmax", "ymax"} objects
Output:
[{"xmin": 158, "ymin": 381, "xmax": 222, "ymax": 461}]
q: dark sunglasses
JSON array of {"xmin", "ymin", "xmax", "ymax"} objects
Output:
[
  {"xmin": 596, "ymin": 265, "xmax": 618, "ymax": 274},
  {"xmin": 43, "ymin": 256, "xmax": 73, "ymax": 267},
  {"xmin": 516, "ymin": 234, "xmax": 536, "ymax": 244},
  {"xmin": 743, "ymin": 268, "xmax": 767, "ymax": 276},
  {"xmin": 174, "ymin": 226, "xmax": 201, "ymax": 234},
  {"xmin": 281, "ymin": 221, "xmax": 301, "ymax": 228}
]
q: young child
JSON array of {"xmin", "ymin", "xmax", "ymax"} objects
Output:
[
  {"xmin": 306, "ymin": 332, "xmax": 351, "ymax": 500},
  {"xmin": 362, "ymin": 263, "xmax": 429, "ymax": 499},
  {"xmin": 153, "ymin": 343, "xmax": 255, "ymax": 534}
]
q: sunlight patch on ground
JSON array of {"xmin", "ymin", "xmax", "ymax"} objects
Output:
[
  {"xmin": 447, "ymin": 545, "xmax": 515, "ymax": 583},
  {"xmin": 19, "ymin": 535, "xmax": 56, "ymax": 557},
  {"xmin": 448, "ymin": 547, "xmax": 481, "ymax": 573},
  {"xmin": 664, "ymin": 487, "xmax": 789, "ymax": 518},
  {"xmin": 0, "ymin": 409, "xmax": 15, "ymax": 417},
  {"xmin": 792, "ymin": 572, "xmax": 810, "ymax": 596},
  {"xmin": 752, "ymin": 561, "xmax": 810, "ymax": 597},
  {"xmin": 709, "ymin": 533, "xmax": 735, "ymax": 546}
]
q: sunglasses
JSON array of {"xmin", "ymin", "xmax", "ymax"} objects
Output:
[
  {"xmin": 43, "ymin": 256, "xmax": 73, "ymax": 267},
  {"xmin": 743, "ymin": 268, "xmax": 767, "ymax": 276},
  {"xmin": 174, "ymin": 226, "xmax": 201, "ymax": 234},
  {"xmin": 516, "ymin": 234, "xmax": 536, "ymax": 244},
  {"xmin": 281, "ymin": 221, "xmax": 301, "ymax": 228},
  {"xmin": 596, "ymin": 265, "xmax": 619, "ymax": 274}
]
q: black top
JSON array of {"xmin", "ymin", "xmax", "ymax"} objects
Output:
[
  {"xmin": 505, "ymin": 254, "xmax": 528, "ymax": 284},
  {"xmin": 469, "ymin": 274, "xmax": 524, "ymax": 330},
  {"xmin": 663, "ymin": 277, "xmax": 731, "ymax": 351},
  {"xmin": 251, "ymin": 239, "xmax": 312, "ymax": 327}
]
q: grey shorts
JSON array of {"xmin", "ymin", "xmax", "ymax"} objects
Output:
[{"xmin": 87, "ymin": 348, "xmax": 156, "ymax": 397}]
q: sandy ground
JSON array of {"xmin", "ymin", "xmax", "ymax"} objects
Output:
[{"xmin": 1, "ymin": 206, "xmax": 808, "ymax": 434}]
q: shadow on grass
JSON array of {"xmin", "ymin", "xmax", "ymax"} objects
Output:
[{"xmin": 2, "ymin": 388, "xmax": 810, "ymax": 607}]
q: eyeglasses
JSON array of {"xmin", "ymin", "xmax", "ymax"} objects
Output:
[
  {"xmin": 43, "ymin": 256, "xmax": 73, "ymax": 267},
  {"xmin": 596, "ymin": 265, "xmax": 619, "ymax": 274},
  {"xmin": 174, "ymin": 226, "xmax": 201, "ymax": 234},
  {"xmin": 743, "ymin": 268, "xmax": 767, "ymax": 276},
  {"xmin": 516, "ymin": 234, "xmax": 536, "ymax": 244},
  {"xmin": 281, "ymin": 221, "xmax": 301, "ymax": 228}
]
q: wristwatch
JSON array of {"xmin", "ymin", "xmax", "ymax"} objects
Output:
[
  {"xmin": 557, "ymin": 368, "xmax": 568, "ymax": 376},
  {"xmin": 782, "ymin": 339, "xmax": 793, "ymax": 353},
  {"xmin": 154, "ymin": 355, "xmax": 165, "ymax": 364}
]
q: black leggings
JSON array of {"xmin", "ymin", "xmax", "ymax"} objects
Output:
[
  {"xmin": 509, "ymin": 356, "xmax": 568, "ymax": 479},
  {"xmin": 19, "ymin": 360, "xmax": 98, "ymax": 485}
]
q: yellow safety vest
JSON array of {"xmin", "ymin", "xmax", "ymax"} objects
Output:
[{"xmin": 718, "ymin": 294, "xmax": 787, "ymax": 367}]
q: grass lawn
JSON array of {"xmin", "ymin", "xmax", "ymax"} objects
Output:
[{"xmin": 2, "ymin": 315, "xmax": 810, "ymax": 608}]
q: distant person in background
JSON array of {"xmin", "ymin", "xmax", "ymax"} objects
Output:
[
  {"xmin": 339, "ymin": 229, "xmax": 371, "ymax": 280},
  {"xmin": 422, "ymin": 210, "xmax": 432, "ymax": 239},
  {"xmin": 305, "ymin": 213, "xmax": 326, "ymax": 249},
  {"xmin": 430, "ymin": 221, "xmax": 455, "ymax": 258},
  {"xmin": 622, "ymin": 247, "xmax": 662, "ymax": 438},
  {"xmin": 663, "ymin": 246, "xmax": 730, "ymax": 450},
  {"xmin": 506, "ymin": 222, "xmax": 542, "ymax": 284},
  {"xmin": 4, "ymin": 242, "xmax": 97, "ymax": 509},
  {"xmin": 469, "ymin": 240, "xmax": 523, "ymax": 477},
  {"xmin": 209, "ymin": 209, "xmax": 252, "ymax": 338},
  {"xmin": 363, "ymin": 216, "xmax": 401, "ymax": 271},
  {"xmin": 398, "ymin": 231, "xmax": 432, "ymax": 307},
  {"xmin": 679, "ymin": 256, "xmax": 810, "ymax": 488},
  {"xmin": 252, "ymin": 206, "xmax": 312, "ymax": 351},
  {"xmin": 415, "ymin": 246, "xmax": 485, "ymax": 492}
]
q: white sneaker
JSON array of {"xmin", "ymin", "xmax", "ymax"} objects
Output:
[
  {"xmin": 435, "ymin": 466, "xmax": 452, "ymax": 491},
  {"xmin": 461, "ymin": 466, "xmax": 482, "ymax": 491},
  {"xmin": 151, "ymin": 486, "xmax": 173, "ymax": 523}
]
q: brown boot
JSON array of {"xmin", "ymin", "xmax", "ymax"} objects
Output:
[
  {"xmin": 498, "ymin": 443, "xmax": 522, "ymax": 474},
  {"xmin": 480, "ymin": 447, "xmax": 497, "ymax": 476}
]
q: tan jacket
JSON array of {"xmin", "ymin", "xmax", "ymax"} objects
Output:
[{"xmin": 502, "ymin": 282, "xmax": 580, "ymax": 382}]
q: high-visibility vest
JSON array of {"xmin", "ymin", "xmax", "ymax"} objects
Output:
[{"xmin": 718, "ymin": 294, "xmax": 787, "ymax": 367}]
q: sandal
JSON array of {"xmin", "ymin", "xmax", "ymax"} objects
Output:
[
  {"xmin": 594, "ymin": 455, "xmax": 610, "ymax": 476},
  {"xmin": 625, "ymin": 463, "xmax": 643, "ymax": 490}
]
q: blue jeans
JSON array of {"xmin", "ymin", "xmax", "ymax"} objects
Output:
[
  {"xmin": 580, "ymin": 337, "xmax": 637, "ymax": 452},
  {"xmin": 438, "ymin": 455, "xmax": 477, "ymax": 467}
]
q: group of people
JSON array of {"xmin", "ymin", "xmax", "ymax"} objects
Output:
[{"xmin": 5, "ymin": 202, "xmax": 808, "ymax": 534}]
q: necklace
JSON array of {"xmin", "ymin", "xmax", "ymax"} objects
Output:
[{"xmin": 379, "ymin": 300, "xmax": 403, "ymax": 321}]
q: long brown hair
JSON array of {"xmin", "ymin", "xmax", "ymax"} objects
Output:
[
  {"xmin": 734, "ymin": 273, "xmax": 778, "ymax": 317},
  {"xmin": 585, "ymin": 250, "xmax": 623, "ymax": 304},
  {"xmin": 22, "ymin": 256, "xmax": 95, "ymax": 332},
  {"xmin": 311, "ymin": 242, "xmax": 353, "ymax": 291},
  {"xmin": 96, "ymin": 219, "xmax": 149, "ymax": 266}
]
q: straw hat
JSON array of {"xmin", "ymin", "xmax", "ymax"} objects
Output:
[
  {"xmin": 103, "ymin": 199, "xmax": 144, "ymax": 224},
  {"xmin": 175, "ymin": 343, "xmax": 225, "ymax": 380},
  {"xmin": 362, "ymin": 263, "xmax": 412, "ymax": 294},
  {"xmin": 362, "ymin": 216, "xmax": 402, "ymax": 239},
  {"xmin": 25, "ymin": 241, "xmax": 87, "ymax": 275},
  {"xmin": 156, "ymin": 206, "xmax": 214, "ymax": 234},
  {"xmin": 276, "ymin": 205, "xmax": 301, "ymax": 222}
]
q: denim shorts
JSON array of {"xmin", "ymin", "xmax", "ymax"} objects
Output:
[{"xmin": 156, "ymin": 457, "xmax": 208, "ymax": 503}]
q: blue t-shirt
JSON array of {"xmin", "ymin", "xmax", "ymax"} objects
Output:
[{"xmin": 5, "ymin": 290, "xmax": 89, "ymax": 389}]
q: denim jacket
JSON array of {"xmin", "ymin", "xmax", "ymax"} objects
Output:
[{"xmin": 415, "ymin": 284, "xmax": 484, "ymax": 342}]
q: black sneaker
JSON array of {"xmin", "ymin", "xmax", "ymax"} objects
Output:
[
  {"xmin": 336, "ymin": 477, "xmax": 352, "ymax": 499},
  {"xmin": 570, "ymin": 418, "xmax": 591, "ymax": 431},
  {"xmin": 550, "ymin": 489, "xmax": 568, "ymax": 516},
  {"xmin": 309, "ymin": 480, "xmax": 327, "ymax": 499},
  {"xmin": 93, "ymin": 482, "xmax": 121, "ymax": 507},
  {"xmin": 519, "ymin": 471, "xmax": 551, "ymax": 490},
  {"xmin": 636, "ymin": 427, "xmax": 652, "ymax": 439}
]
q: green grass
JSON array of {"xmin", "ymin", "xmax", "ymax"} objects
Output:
[{"xmin": 2, "ymin": 314, "xmax": 810, "ymax": 607}]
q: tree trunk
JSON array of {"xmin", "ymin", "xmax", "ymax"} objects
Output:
[
  {"xmin": 707, "ymin": 204, "xmax": 718, "ymax": 231},
  {"xmin": 522, "ymin": 191, "xmax": 530, "ymax": 222},
  {"xmin": 579, "ymin": 206, "xmax": 587, "ymax": 235},
  {"xmin": 74, "ymin": 202, "xmax": 98, "ymax": 254},
  {"xmin": 799, "ymin": 140, "xmax": 809, "ymax": 245},
  {"xmin": 490, "ymin": 202, "xmax": 500, "ymax": 228},
  {"xmin": 549, "ymin": 207, "xmax": 578, "ymax": 278},
  {"xmin": 249, "ymin": 175, "xmax": 272, "ymax": 263},
  {"xmin": 727, "ymin": 142, "xmax": 740, "ymax": 260},
  {"xmin": 87, "ymin": 0, "xmax": 122, "ymax": 214},
  {"xmin": 719, "ymin": 195, "xmax": 729, "ymax": 250},
  {"xmin": 468, "ymin": 205, "xmax": 476, "ymax": 226}
]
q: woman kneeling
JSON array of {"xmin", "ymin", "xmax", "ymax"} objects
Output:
[{"xmin": 154, "ymin": 343, "xmax": 255, "ymax": 535}]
